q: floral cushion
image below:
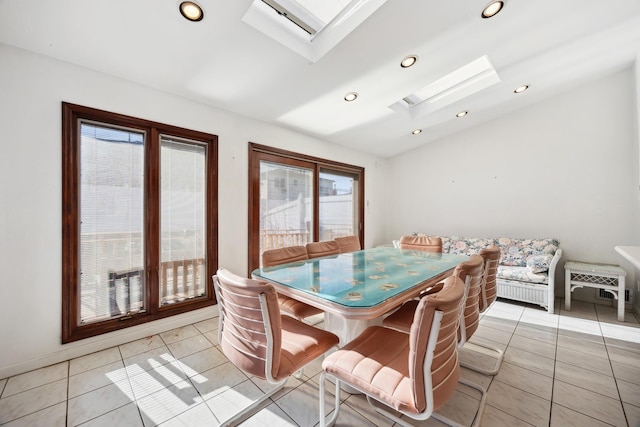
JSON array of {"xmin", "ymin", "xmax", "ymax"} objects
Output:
[
  {"xmin": 526, "ymin": 254, "xmax": 554, "ymax": 273},
  {"xmin": 497, "ymin": 266, "xmax": 549, "ymax": 284},
  {"xmin": 441, "ymin": 236, "xmax": 498, "ymax": 255},
  {"xmin": 497, "ymin": 238, "xmax": 559, "ymax": 267}
]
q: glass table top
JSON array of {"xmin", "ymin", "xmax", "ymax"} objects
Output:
[{"xmin": 252, "ymin": 246, "xmax": 468, "ymax": 308}]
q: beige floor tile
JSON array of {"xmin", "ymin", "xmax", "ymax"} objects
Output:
[
  {"xmin": 68, "ymin": 360, "xmax": 127, "ymax": 398},
  {"xmin": 156, "ymin": 401, "xmax": 217, "ymax": 426},
  {"xmin": 432, "ymin": 387, "xmax": 484, "ymax": 427},
  {"xmin": 611, "ymin": 361, "xmax": 640, "ymax": 386},
  {"xmin": 190, "ymin": 361, "xmax": 249, "ymax": 401},
  {"xmin": 607, "ymin": 345, "xmax": 640, "ymax": 370},
  {"xmin": 69, "ymin": 347, "xmax": 122, "ymax": 376},
  {"xmin": 340, "ymin": 393, "xmax": 395, "ymax": 426},
  {"xmin": 487, "ymin": 380, "xmax": 551, "ymax": 427},
  {"xmin": 67, "ymin": 379, "xmax": 134, "ymax": 427},
  {"xmin": 513, "ymin": 323, "xmax": 557, "ymax": 345},
  {"xmin": 552, "ymin": 380, "xmax": 626, "ymax": 426},
  {"xmin": 623, "ymin": 402, "xmax": 640, "ymax": 427},
  {"xmin": 558, "ymin": 316, "xmax": 602, "ymax": 337},
  {"xmin": 203, "ymin": 329, "xmax": 219, "ymax": 346},
  {"xmin": 557, "ymin": 332, "xmax": 609, "ymax": 358},
  {"xmin": 0, "ymin": 378, "xmax": 68, "ymax": 424},
  {"xmin": 494, "ymin": 362, "xmax": 553, "ymax": 400},
  {"xmin": 324, "ymin": 399, "xmax": 387, "ymax": 427},
  {"xmin": 1, "ymin": 401, "xmax": 67, "ymax": 427},
  {"xmin": 272, "ymin": 380, "xmax": 322, "ymax": 427},
  {"xmin": 174, "ymin": 346, "xmax": 228, "ymax": 378},
  {"xmin": 205, "ymin": 379, "xmax": 273, "ymax": 426},
  {"xmin": 617, "ymin": 378, "xmax": 640, "ymax": 406},
  {"xmin": 166, "ymin": 334, "xmax": 213, "ymax": 360},
  {"xmin": 0, "ymin": 378, "xmax": 6, "ymax": 395},
  {"xmin": 128, "ymin": 360, "xmax": 189, "ymax": 401},
  {"xmin": 503, "ymin": 346, "xmax": 555, "ymax": 377},
  {"xmin": 459, "ymin": 343, "xmax": 503, "ymax": 375},
  {"xmin": 123, "ymin": 345, "xmax": 177, "ymax": 378},
  {"xmin": 2, "ymin": 362, "xmax": 68, "ymax": 398},
  {"xmin": 508, "ymin": 334, "xmax": 556, "ymax": 359},
  {"xmin": 600, "ymin": 322, "xmax": 640, "ymax": 345},
  {"xmin": 159, "ymin": 324, "xmax": 200, "ymax": 345},
  {"xmin": 459, "ymin": 367, "xmax": 494, "ymax": 391},
  {"xmin": 119, "ymin": 335, "xmax": 165, "ymax": 359},
  {"xmin": 480, "ymin": 404, "xmax": 535, "ymax": 426},
  {"xmin": 550, "ymin": 403, "xmax": 615, "ymax": 427},
  {"xmin": 137, "ymin": 379, "xmax": 203, "ymax": 427},
  {"xmin": 193, "ymin": 317, "xmax": 218, "ymax": 334},
  {"xmin": 477, "ymin": 315, "xmax": 518, "ymax": 334},
  {"xmin": 555, "ymin": 345, "xmax": 613, "ymax": 376},
  {"xmin": 78, "ymin": 402, "xmax": 143, "ymax": 427},
  {"xmin": 472, "ymin": 324, "xmax": 513, "ymax": 345},
  {"xmin": 554, "ymin": 361, "xmax": 618, "ymax": 399}
]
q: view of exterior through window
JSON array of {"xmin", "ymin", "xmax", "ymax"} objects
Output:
[
  {"xmin": 62, "ymin": 103, "xmax": 218, "ymax": 343},
  {"xmin": 249, "ymin": 143, "xmax": 363, "ymax": 272}
]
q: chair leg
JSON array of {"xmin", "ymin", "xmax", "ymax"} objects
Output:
[
  {"xmin": 318, "ymin": 372, "xmax": 341, "ymax": 427},
  {"xmin": 431, "ymin": 378, "xmax": 487, "ymax": 427},
  {"xmin": 459, "ymin": 340, "xmax": 504, "ymax": 376},
  {"xmin": 218, "ymin": 379, "xmax": 287, "ymax": 427}
]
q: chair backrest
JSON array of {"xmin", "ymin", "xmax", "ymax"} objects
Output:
[
  {"xmin": 410, "ymin": 275, "xmax": 465, "ymax": 412},
  {"xmin": 305, "ymin": 240, "xmax": 340, "ymax": 258},
  {"xmin": 262, "ymin": 245, "xmax": 308, "ymax": 267},
  {"xmin": 453, "ymin": 255, "xmax": 484, "ymax": 346},
  {"xmin": 213, "ymin": 268, "xmax": 282, "ymax": 381},
  {"xmin": 334, "ymin": 235, "xmax": 361, "ymax": 253},
  {"xmin": 478, "ymin": 246, "xmax": 500, "ymax": 313},
  {"xmin": 398, "ymin": 235, "xmax": 443, "ymax": 253}
]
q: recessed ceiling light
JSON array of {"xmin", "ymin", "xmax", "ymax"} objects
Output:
[
  {"xmin": 481, "ymin": 1, "xmax": 504, "ymax": 18},
  {"xmin": 411, "ymin": 129, "xmax": 422, "ymax": 135},
  {"xmin": 401, "ymin": 55, "xmax": 418, "ymax": 68},
  {"xmin": 514, "ymin": 84, "xmax": 529, "ymax": 93},
  {"xmin": 344, "ymin": 92, "xmax": 358, "ymax": 102},
  {"xmin": 456, "ymin": 111, "xmax": 468, "ymax": 118},
  {"xmin": 180, "ymin": 1, "xmax": 204, "ymax": 22}
]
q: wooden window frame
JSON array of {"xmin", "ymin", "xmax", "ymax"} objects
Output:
[
  {"xmin": 61, "ymin": 102, "xmax": 218, "ymax": 343},
  {"xmin": 248, "ymin": 143, "xmax": 364, "ymax": 275}
]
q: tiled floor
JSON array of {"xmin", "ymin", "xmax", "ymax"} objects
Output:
[{"xmin": 1, "ymin": 299, "xmax": 640, "ymax": 427}]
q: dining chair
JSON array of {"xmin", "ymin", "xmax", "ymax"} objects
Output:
[
  {"xmin": 305, "ymin": 240, "xmax": 340, "ymax": 258},
  {"xmin": 319, "ymin": 275, "xmax": 484, "ymax": 427},
  {"xmin": 398, "ymin": 235, "xmax": 443, "ymax": 252},
  {"xmin": 213, "ymin": 268, "xmax": 339, "ymax": 427},
  {"xmin": 333, "ymin": 235, "xmax": 361, "ymax": 253},
  {"xmin": 459, "ymin": 245, "xmax": 504, "ymax": 375},
  {"xmin": 261, "ymin": 246, "xmax": 323, "ymax": 321},
  {"xmin": 380, "ymin": 255, "xmax": 488, "ymax": 426}
]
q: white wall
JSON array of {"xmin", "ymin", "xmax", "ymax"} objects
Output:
[
  {"xmin": 0, "ymin": 44, "xmax": 388, "ymax": 378},
  {"xmin": 386, "ymin": 68, "xmax": 640, "ymax": 305}
]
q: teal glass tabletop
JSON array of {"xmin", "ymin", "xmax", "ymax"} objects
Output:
[{"xmin": 252, "ymin": 246, "xmax": 468, "ymax": 308}]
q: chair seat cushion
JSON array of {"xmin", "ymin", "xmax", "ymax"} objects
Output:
[
  {"xmin": 497, "ymin": 266, "xmax": 549, "ymax": 284},
  {"xmin": 322, "ymin": 326, "xmax": 420, "ymax": 414},
  {"xmin": 278, "ymin": 295, "xmax": 323, "ymax": 319},
  {"xmin": 276, "ymin": 316, "xmax": 339, "ymax": 380}
]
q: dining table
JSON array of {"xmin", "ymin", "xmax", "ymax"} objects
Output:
[{"xmin": 252, "ymin": 246, "xmax": 469, "ymax": 345}]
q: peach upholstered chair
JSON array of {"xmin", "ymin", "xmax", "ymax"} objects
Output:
[
  {"xmin": 305, "ymin": 240, "xmax": 340, "ymax": 258},
  {"xmin": 261, "ymin": 246, "xmax": 323, "ymax": 321},
  {"xmin": 213, "ymin": 268, "xmax": 339, "ymax": 426},
  {"xmin": 334, "ymin": 235, "xmax": 361, "ymax": 253},
  {"xmin": 319, "ymin": 276, "xmax": 477, "ymax": 426},
  {"xmin": 459, "ymin": 245, "xmax": 504, "ymax": 375},
  {"xmin": 398, "ymin": 234, "xmax": 443, "ymax": 252}
]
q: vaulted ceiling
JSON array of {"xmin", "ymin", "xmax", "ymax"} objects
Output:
[{"xmin": 2, "ymin": 0, "xmax": 640, "ymax": 158}]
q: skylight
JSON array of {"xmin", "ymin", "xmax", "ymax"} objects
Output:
[
  {"xmin": 390, "ymin": 55, "xmax": 501, "ymax": 118},
  {"xmin": 261, "ymin": 0, "xmax": 352, "ymax": 36},
  {"xmin": 243, "ymin": 0, "xmax": 388, "ymax": 62}
]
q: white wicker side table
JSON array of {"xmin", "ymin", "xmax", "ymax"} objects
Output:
[{"xmin": 564, "ymin": 261, "xmax": 627, "ymax": 321}]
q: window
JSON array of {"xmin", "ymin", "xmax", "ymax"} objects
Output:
[
  {"xmin": 62, "ymin": 103, "xmax": 217, "ymax": 343},
  {"xmin": 248, "ymin": 143, "xmax": 363, "ymax": 273}
]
